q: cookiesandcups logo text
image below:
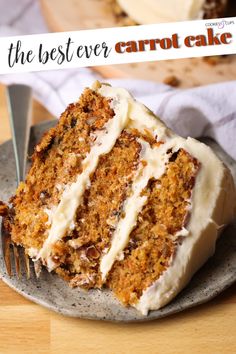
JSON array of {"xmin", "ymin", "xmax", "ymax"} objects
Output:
[{"xmin": 205, "ymin": 19, "xmax": 235, "ymax": 29}]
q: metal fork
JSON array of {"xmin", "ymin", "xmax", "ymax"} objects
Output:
[{"xmin": 1, "ymin": 84, "xmax": 33, "ymax": 279}]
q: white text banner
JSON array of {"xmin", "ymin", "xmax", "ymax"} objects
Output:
[{"xmin": 0, "ymin": 17, "xmax": 235, "ymax": 74}]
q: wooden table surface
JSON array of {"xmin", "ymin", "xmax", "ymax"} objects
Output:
[{"xmin": 0, "ymin": 83, "xmax": 236, "ymax": 354}]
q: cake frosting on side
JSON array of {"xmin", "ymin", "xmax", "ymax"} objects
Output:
[
  {"xmin": 1, "ymin": 81, "xmax": 235, "ymax": 315},
  {"xmin": 135, "ymin": 138, "xmax": 235, "ymax": 314},
  {"xmin": 116, "ymin": 0, "xmax": 228, "ymax": 25}
]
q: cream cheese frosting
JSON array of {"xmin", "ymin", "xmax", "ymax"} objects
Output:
[
  {"xmin": 96, "ymin": 83, "xmax": 236, "ymax": 314},
  {"xmin": 135, "ymin": 138, "xmax": 236, "ymax": 314},
  {"xmin": 117, "ymin": 0, "xmax": 205, "ymax": 24},
  {"xmin": 33, "ymin": 81, "xmax": 236, "ymax": 315}
]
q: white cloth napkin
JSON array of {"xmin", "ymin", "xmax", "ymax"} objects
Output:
[{"xmin": 0, "ymin": 0, "xmax": 236, "ymax": 160}]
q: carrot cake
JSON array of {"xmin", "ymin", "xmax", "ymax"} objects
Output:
[
  {"xmin": 115, "ymin": 0, "xmax": 228, "ymax": 25},
  {"xmin": 1, "ymin": 81, "xmax": 236, "ymax": 315}
]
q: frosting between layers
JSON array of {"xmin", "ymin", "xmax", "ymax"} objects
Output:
[
  {"xmin": 117, "ymin": 0, "xmax": 205, "ymax": 24},
  {"xmin": 100, "ymin": 139, "xmax": 170, "ymax": 280}
]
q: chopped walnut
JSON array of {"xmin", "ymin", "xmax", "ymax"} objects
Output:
[
  {"xmin": 86, "ymin": 116, "xmax": 97, "ymax": 126},
  {"xmin": 70, "ymin": 273, "xmax": 96, "ymax": 289},
  {"xmin": 86, "ymin": 245, "xmax": 100, "ymax": 259},
  {"xmin": 79, "ymin": 250, "xmax": 91, "ymax": 264}
]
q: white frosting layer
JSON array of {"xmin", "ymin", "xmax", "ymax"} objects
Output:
[
  {"xmin": 117, "ymin": 0, "xmax": 205, "ymax": 24},
  {"xmin": 100, "ymin": 139, "xmax": 170, "ymax": 280},
  {"xmin": 135, "ymin": 138, "xmax": 236, "ymax": 314}
]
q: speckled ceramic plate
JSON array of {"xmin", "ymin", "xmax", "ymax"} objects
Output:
[{"xmin": 0, "ymin": 120, "xmax": 236, "ymax": 322}]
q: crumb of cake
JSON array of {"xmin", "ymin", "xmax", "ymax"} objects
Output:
[
  {"xmin": 0, "ymin": 201, "xmax": 8, "ymax": 216},
  {"xmin": 203, "ymin": 56, "xmax": 222, "ymax": 66},
  {"xmin": 203, "ymin": 55, "xmax": 232, "ymax": 66},
  {"xmin": 163, "ymin": 75, "xmax": 181, "ymax": 87}
]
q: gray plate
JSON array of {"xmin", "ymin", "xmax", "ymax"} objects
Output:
[{"xmin": 0, "ymin": 120, "xmax": 236, "ymax": 322}]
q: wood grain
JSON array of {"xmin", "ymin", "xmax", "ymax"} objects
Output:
[
  {"xmin": 0, "ymin": 85, "xmax": 11, "ymax": 145},
  {"xmin": 0, "ymin": 83, "xmax": 236, "ymax": 353},
  {"xmin": 40, "ymin": 0, "xmax": 236, "ymax": 88},
  {"xmin": 0, "ymin": 84, "xmax": 54, "ymax": 145}
]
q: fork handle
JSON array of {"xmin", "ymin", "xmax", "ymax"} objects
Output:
[{"xmin": 6, "ymin": 85, "xmax": 32, "ymax": 184}]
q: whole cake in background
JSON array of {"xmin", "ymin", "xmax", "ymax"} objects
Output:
[
  {"xmin": 115, "ymin": 0, "xmax": 228, "ymax": 25},
  {"xmin": 1, "ymin": 81, "xmax": 236, "ymax": 315}
]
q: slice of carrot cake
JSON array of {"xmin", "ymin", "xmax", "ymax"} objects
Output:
[{"xmin": 1, "ymin": 81, "xmax": 236, "ymax": 315}]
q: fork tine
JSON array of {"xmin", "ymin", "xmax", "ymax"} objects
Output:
[
  {"xmin": 24, "ymin": 250, "xmax": 31, "ymax": 279},
  {"xmin": 34, "ymin": 260, "xmax": 42, "ymax": 279},
  {"xmin": 2, "ymin": 221, "xmax": 39, "ymax": 279},
  {"xmin": 3, "ymin": 234, "xmax": 12, "ymax": 277},
  {"xmin": 13, "ymin": 244, "xmax": 21, "ymax": 279},
  {"xmin": 5, "ymin": 85, "xmax": 32, "ymax": 278}
]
